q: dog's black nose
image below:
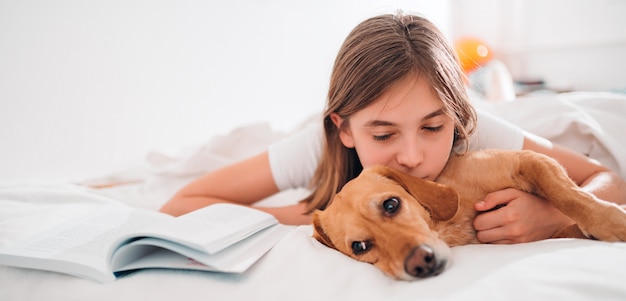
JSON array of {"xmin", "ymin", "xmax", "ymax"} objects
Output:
[{"xmin": 404, "ymin": 244, "xmax": 445, "ymax": 278}]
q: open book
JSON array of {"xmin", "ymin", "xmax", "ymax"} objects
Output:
[{"xmin": 0, "ymin": 203, "xmax": 293, "ymax": 283}]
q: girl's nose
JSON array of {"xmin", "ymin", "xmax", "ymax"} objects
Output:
[{"xmin": 396, "ymin": 137, "xmax": 424, "ymax": 169}]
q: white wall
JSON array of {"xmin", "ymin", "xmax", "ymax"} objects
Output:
[
  {"xmin": 451, "ymin": 0, "xmax": 626, "ymax": 91},
  {"xmin": 0, "ymin": 0, "xmax": 451, "ymax": 182}
]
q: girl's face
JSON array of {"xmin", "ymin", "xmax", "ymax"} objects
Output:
[{"xmin": 331, "ymin": 74, "xmax": 455, "ymax": 181}]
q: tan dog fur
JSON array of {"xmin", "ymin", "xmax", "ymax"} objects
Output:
[{"xmin": 312, "ymin": 149, "xmax": 626, "ymax": 280}]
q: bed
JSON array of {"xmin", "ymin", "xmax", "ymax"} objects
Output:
[{"xmin": 1, "ymin": 91, "xmax": 626, "ymax": 301}]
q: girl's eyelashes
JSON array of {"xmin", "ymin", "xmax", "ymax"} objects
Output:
[
  {"xmin": 370, "ymin": 124, "xmax": 444, "ymax": 141},
  {"xmin": 423, "ymin": 125, "xmax": 443, "ymax": 132},
  {"xmin": 373, "ymin": 134, "xmax": 392, "ymax": 141}
]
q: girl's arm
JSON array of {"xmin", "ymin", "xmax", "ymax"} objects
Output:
[
  {"xmin": 473, "ymin": 132, "xmax": 626, "ymax": 243},
  {"xmin": 159, "ymin": 151, "xmax": 312, "ymax": 225}
]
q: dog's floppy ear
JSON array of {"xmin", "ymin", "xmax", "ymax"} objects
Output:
[
  {"xmin": 312, "ymin": 210, "xmax": 337, "ymax": 249},
  {"xmin": 373, "ymin": 166, "xmax": 459, "ymax": 221}
]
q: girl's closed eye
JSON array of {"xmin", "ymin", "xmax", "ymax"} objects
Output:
[
  {"xmin": 373, "ymin": 133, "xmax": 393, "ymax": 141},
  {"xmin": 423, "ymin": 125, "xmax": 444, "ymax": 133}
]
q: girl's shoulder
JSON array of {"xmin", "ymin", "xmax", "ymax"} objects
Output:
[
  {"xmin": 268, "ymin": 120, "xmax": 323, "ymax": 191},
  {"xmin": 465, "ymin": 109, "xmax": 524, "ymax": 152}
]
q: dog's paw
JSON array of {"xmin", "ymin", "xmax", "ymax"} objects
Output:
[{"xmin": 578, "ymin": 204, "xmax": 626, "ymax": 242}]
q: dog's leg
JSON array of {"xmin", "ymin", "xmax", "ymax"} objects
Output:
[
  {"xmin": 552, "ymin": 224, "xmax": 587, "ymax": 239},
  {"xmin": 515, "ymin": 151, "xmax": 626, "ymax": 242}
]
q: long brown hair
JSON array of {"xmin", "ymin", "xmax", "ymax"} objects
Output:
[{"xmin": 303, "ymin": 12, "xmax": 477, "ymax": 212}]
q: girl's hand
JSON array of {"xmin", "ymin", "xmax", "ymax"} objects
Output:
[
  {"xmin": 256, "ymin": 202, "xmax": 312, "ymax": 226},
  {"xmin": 473, "ymin": 188, "xmax": 574, "ymax": 244}
]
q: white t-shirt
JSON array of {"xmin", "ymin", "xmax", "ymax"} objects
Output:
[{"xmin": 268, "ymin": 109, "xmax": 524, "ymax": 191}]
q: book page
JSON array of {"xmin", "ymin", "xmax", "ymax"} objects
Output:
[
  {"xmin": 130, "ymin": 204, "xmax": 278, "ymax": 254},
  {"xmin": 0, "ymin": 204, "xmax": 171, "ymax": 283},
  {"xmin": 111, "ymin": 224, "xmax": 294, "ymax": 274}
]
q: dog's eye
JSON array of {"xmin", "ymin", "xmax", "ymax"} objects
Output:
[
  {"xmin": 351, "ymin": 241, "xmax": 372, "ymax": 255},
  {"xmin": 382, "ymin": 197, "xmax": 400, "ymax": 215}
]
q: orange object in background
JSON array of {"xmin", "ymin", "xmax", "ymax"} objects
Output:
[{"xmin": 455, "ymin": 38, "xmax": 493, "ymax": 73}]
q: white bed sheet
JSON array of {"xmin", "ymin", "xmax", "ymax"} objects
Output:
[
  {"xmin": 1, "ymin": 183, "xmax": 625, "ymax": 301},
  {"xmin": 2, "ymin": 92, "xmax": 626, "ymax": 301}
]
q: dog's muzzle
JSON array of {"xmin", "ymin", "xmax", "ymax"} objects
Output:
[{"xmin": 404, "ymin": 244, "xmax": 446, "ymax": 278}]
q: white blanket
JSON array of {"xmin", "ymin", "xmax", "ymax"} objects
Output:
[
  {"xmin": 473, "ymin": 91, "xmax": 626, "ymax": 178},
  {"xmin": 1, "ymin": 92, "xmax": 626, "ymax": 301}
]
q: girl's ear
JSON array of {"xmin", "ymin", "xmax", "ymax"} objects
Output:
[{"xmin": 330, "ymin": 113, "xmax": 355, "ymax": 148}]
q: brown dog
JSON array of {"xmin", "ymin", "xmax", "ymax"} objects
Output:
[{"xmin": 312, "ymin": 149, "xmax": 626, "ymax": 280}]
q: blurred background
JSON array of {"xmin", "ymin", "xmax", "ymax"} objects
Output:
[
  {"xmin": 452, "ymin": 0, "xmax": 626, "ymax": 94},
  {"xmin": 1, "ymin": 0, "xmax": 625, "ymax": 182}
]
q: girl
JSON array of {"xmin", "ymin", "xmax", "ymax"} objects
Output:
[{"xmin": 159, "ymin": 12, "xmax": 626, "ymax": 244}]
